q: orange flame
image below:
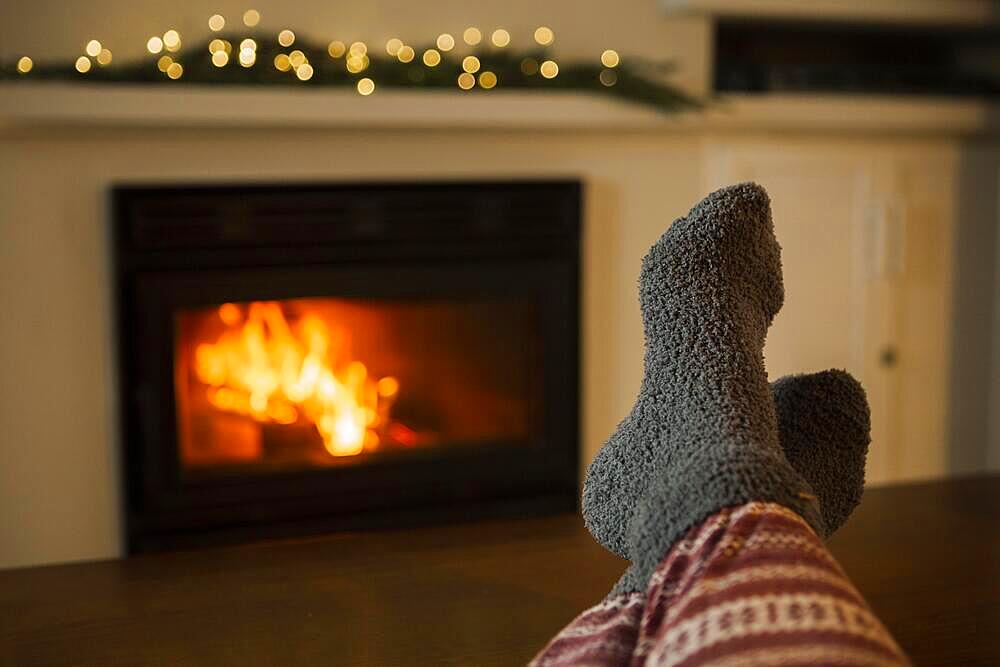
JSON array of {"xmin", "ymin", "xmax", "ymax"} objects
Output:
[{"xmin": 193, "ymin": 301, "xmax": 398, "ymax": 457}]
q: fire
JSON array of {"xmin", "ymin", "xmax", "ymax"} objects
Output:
[{"xmin": 193, "ymin": 301, "xmax": 398, "ymax": 457}]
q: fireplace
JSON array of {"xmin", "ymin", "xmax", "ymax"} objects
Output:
[{"xmin": 114, "ymin": 181, "xmax": 580, "ymax": 553}]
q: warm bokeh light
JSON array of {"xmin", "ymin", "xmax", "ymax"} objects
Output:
[
  {"xmin": 274, "ymin": 53, "xmax": 291, "ymax": 71},
  {"xmin": 462, "ymin": 55, "xmax": 481, "ymax": 73},
  {"xmin": 75, "ymin": 56, "xmax": 91, "ymax": 73},
  {"xmin": 346, "ymin": 53, "xmax": 369, "ymax": 73},
  {"xmin": 243, "ymin": 9, "xmax": 261, "ymax": 27},
  {"xmin": 85, "ymin": 40, "xmax": 102, "ymax": 58},
  {"xmin": 385, "ymin": 38, "xmax": 403, "ymax": 56},
  {"xmin": 349, "ymin": 41, "xmax": 367, "ymax": 56},
  {"xmin": 289, "ymin": 50, "xmax": 306, "ymax": 68},
  {"xmin": 212, "ymin": 50, "xmax": 229, "ymax": 67},
  {"xmin": 357, "ymin": 77, "xmax": 376, "ymax": 96},
  {"xmin": 422, "ymin": 48, "xmax": 441, "ymax": 67},
  {"xmin": 491, "ymin": 29, "xmax": 511, "ymax": 47},
  {"xmin": 163, "ymin": 30, "xmax": 181, "ymax": 52},
  {"xmin": 540, "ymin": 59, "xmax": 559, "ymax": 78},
  {"xmin": 463, "ymin": 27, "xmax": 482, "ymax": 46},
  {"xmin": 278, "ymin": 29, "xmax": 295, "ymax": 47},
  {"xmin": 328, "ymin": 41, "xmax": 346, "ymax": 58},
  {"xmin": 436, "ymin": 33, "xmax": 455, "ymax": 51},
  {"xmin": 166, "ymin": 62, "xmax": 184, "ymax": 79},
  {"xmin": 16, "ymin": 56, "xmax": 32, "ymax": 74},
  {"xmin": 97, "ymin": 48, "xmax": 113, "ymax": 66},
  {"xmin": 147, "ymin": 36, "xmax": 164, "ymax": 54},
  {"xmin": 208, "ymin": 14, "xmax": 225, "ymax": 32},
  {"xmin": 601, "ymin": 49, "xmax": 620, "ymax": 68},
  {"xmin": 296, "ymin": 63, "xmax": 313, "ymax": 80},
  {"xmin": 397, "ymin": 45, "xmax": 415, "ymax": 63},
  {"xmin": 534, "ymin": 26, "xmax": 554, "ymax": 46},
  {"xmin": 240, "ymin": 38, "xmax": 257, "ymax": 52},
  {"xmin": 157, "ymin": 55, "xmax": 173, "ymax": 72},
  {"xmin": 457, "ymin": 72, "xmax": 475, "ymax": 90},
  {"xmin": 239, "ymin": 48, "xmax": 256, "ymax": 67},
  {"xmin": 479, "ymin": 71, "xmax": 497, "ymax": 89}
]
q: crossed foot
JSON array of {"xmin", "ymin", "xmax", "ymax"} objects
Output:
[{"xmin": 582, "ymin": 183, "xmax": 871, "ymax": 595}]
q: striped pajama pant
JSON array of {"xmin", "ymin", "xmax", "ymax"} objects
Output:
[{"xmin": 531, "ymin": 502, "xmax": 909, "ymax": 667}]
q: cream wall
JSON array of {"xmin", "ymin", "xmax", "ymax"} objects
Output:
[{"xmin": 0, "ymin": 126, "xmax": 705, "ymax": 568}]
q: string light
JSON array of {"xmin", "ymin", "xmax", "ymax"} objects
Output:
[
  {"xmin": 328, "ymin": 41, "xmax": 346, "ymax": 58},
  {"xmin": 4, "ymin": 17, "xmax": 699, "ymax": 115},
  {"xmin": 462, "ymin": 55, "xmax": 480, "ymax": 74},
  {"xmin": 242, "ymin": 9, "xmax": 261, "ymax": 27},
  {"xmin": 163, "ymin": 30, "xmax": 181, "ymax": 52},
  {"xmin": 479, "ymin": 71, "xmax": 497, "ymax": 89},
  {"xmin": 436, "ymin": 33, "xmax": 455, "ymax": 51},
  {"xmin": 534, "ymin": 26, "xmax": 554, "ymax": 46},
  {"xmin": 385, "ymin": 38, "xmax": 403, "ymax": 56},
  {"xmin": 463, "ymin": 27, "xmax": 481, "ymax": 46},
  {"xmin": 457, "ymin": 72, "xmax": 475, "ymax": 90},
  {"xmin": 346, "ymin": 53, "xmax": 369, "ymax": 73},
  {"xmin": 422, "ymin": 49, "xmax": 441, "ymax": 67}
]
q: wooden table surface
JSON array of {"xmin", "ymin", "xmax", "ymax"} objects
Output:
[{"xmin": 2, "ymin": 474, "xmax": 998, "ymax": 666}]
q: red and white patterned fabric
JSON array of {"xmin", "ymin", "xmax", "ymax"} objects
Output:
[{"xmin": 531, "ymin": 502, "xmax": 910, "ymax": 667}]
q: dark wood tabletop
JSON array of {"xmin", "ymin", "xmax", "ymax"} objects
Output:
[{"xmin": 2, "ymin": 474, "xmax": 998, "ymax": 666}]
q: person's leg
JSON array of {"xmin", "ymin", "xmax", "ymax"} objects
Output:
[
  {"xmin": 622, "ymin": 183, "xmax": 906, "ymax": 665},
  {"xmin": 630, "ymin": 502, "xmax": 906, "ymax": 667},
  {"xmin": 533, "ymin": 184, "xmax": 906, "ymax": 666}
]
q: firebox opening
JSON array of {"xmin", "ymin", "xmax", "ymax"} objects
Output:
[{"xmin": 174, "ymin": 296, "xmax": 542, "ymax": 477}]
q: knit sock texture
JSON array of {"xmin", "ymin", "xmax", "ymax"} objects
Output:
[
  {"xmin": 612, "ymin": 183, "xmax": 825, "ymax": 590},
  {"xmin": 584, "ymin": 371, "xmax": 868, "ymax": 559}
]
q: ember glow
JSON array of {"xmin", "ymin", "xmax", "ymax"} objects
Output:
[{"xmin": 192, "ymin": 301, "xmax": 398, "ymax": 457}]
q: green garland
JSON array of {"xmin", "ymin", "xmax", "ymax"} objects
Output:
[{"xmin": 0, "ymin": 33, "xmax": 702, "ymax": 114}]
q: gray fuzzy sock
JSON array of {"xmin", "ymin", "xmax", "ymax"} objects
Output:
[
  {"xmin": 608, "ymin": 183, "xmax": 825, "ymax": 591},
  {"xmin": 605, "ymin": 369, "xmax": 870, "ymax": 597},
  {"xmin": 584, "ymin": 372, "xmax": 868, "ymax": 560},
  {"xmin": 773, "ymin": 370, "xmax": 870, "ymax": 534}
]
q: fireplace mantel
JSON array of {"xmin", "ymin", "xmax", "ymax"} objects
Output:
[{"xmin": 1, "ymin": 83, "xmax": 996, "ymax": 135}]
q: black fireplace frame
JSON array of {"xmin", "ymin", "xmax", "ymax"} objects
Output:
[{"xmin": 112, "ymin": 181, "xmax": 581, "ymax": 553}]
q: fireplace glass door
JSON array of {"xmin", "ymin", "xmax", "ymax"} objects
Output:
[{"xmin": 115, "ymin": 181, "xmax": 579, "ymax": 552}]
